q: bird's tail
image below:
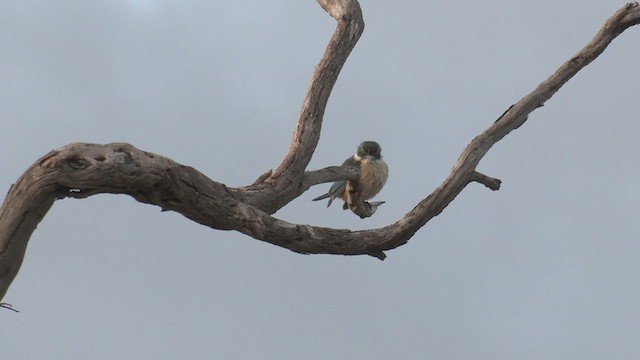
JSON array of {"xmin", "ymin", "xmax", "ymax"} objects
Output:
[{"xmin": 312, "ymin": 193, "xmax": 330, "ymax": 201}]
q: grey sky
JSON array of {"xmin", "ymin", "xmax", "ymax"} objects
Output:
[{"xmin": 2, "ymin": 1, "xmax": 640, "ymax": 359}]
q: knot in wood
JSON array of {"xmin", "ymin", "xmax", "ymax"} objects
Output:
[{"xmin": 66, "ymin": 157, "xmax": 90, "ymax": 170}]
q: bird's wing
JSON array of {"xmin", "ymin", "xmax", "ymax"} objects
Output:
[
  {"xmin": 325, "ymin": 181, "xmax": 346, "ymax": 206},
  {"xmin": 325, "ymin": 156, "xmax": 360, "ymax": 207},
  {"xmin": 312, "ymin": 156, "xmax": 360, "ymax": 206}
]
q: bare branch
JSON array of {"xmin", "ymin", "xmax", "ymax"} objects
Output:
[
  {"xmin": 1, "ymin": 2, "xmax": 639, "ymax": 305},
  {"xmin": 238, "ymin": 0, "xmax": 365, "ymax": 213},
  {"xmin": 303, "ymin": 166, "xmax": 360, "ymax": 188},
  {"xmin": 470, "ymin": 172, "xmax": 501, "ymax": 191}
]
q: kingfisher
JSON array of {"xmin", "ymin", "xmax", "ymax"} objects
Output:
[{"xmin": 313, "ymin": 141, "xmax": 389, "ymax": 209}]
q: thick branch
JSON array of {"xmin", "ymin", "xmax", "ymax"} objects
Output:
[
  {"xmin": 0, "ymin": 157, "xmax": 58, "ymax": 304},
  {"xmin": 0, "ymin": 143, "xmax": 378, "ymax": 301}
]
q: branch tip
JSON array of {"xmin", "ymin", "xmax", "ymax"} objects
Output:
[
  {"xmin": 471, "ymin": 172, "xmax": 501, "ymax": 191},
  {"xmin": 367, "ymin": 251, "xmax": 386, "ymax": 260},
  {"xmin": 317, "ymin": 0, "xmax": 359, "ymax": 20}
]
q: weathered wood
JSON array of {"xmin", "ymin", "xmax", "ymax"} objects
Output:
[
  {"xmin": 1, "ymin": 1, "xmax": 639, "ymax": 304},
  {"xmin": 234, "ymin": 0, "xmax": 365, "ymax": 213}
]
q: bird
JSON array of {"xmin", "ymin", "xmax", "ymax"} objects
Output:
[{"xmin": 313, "ymin": 141, "xmax": 388, "ymax": 209}]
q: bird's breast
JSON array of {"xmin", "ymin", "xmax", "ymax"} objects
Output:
[{"xmin": 359, "ymin": 159, "xmax": 389, "ymax": 200}]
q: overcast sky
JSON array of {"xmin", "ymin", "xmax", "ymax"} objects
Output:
[{"xmin": 2, "ymin": 1, "xmax": 640, "ymax": 359}]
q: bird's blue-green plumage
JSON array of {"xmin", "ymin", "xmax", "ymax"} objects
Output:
[{"xmin": 312, "ymin": 156, "xmax": 360, "ymax": 207}]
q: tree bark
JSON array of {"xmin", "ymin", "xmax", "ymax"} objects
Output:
[{"xmin": 1, "ymin": 1, "xmax": 639, "ymax": 304}]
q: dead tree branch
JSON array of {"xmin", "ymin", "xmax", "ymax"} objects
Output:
[
  {"xmin": 233, "ymin": 0, "xmax": 364, "ymax": 213},
  {"xmin": 1, "ymin": 1, "xmax": 639, "ymax": 303}
]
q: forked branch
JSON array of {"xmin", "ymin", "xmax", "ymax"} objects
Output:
[
  {"xmin": 1, "ymin": 1, "xmax": 639, "ymax": 304},
  {"xmin": 234, "ymin": 0, "xmax": 364, "ymax": 213}
]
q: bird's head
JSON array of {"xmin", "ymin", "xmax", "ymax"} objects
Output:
[{"xmin": 356, "ymin": 141, "xmax": 382, "ymax": 161}]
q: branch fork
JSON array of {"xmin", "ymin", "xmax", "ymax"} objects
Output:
[{"xmin": 1, "ymin": 1, "xmax": 639, "ymax": 304}]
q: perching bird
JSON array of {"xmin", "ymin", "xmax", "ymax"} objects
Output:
[{"xmin": 313, "ymin": 141, "xmax": 388, "ymax": 209}]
